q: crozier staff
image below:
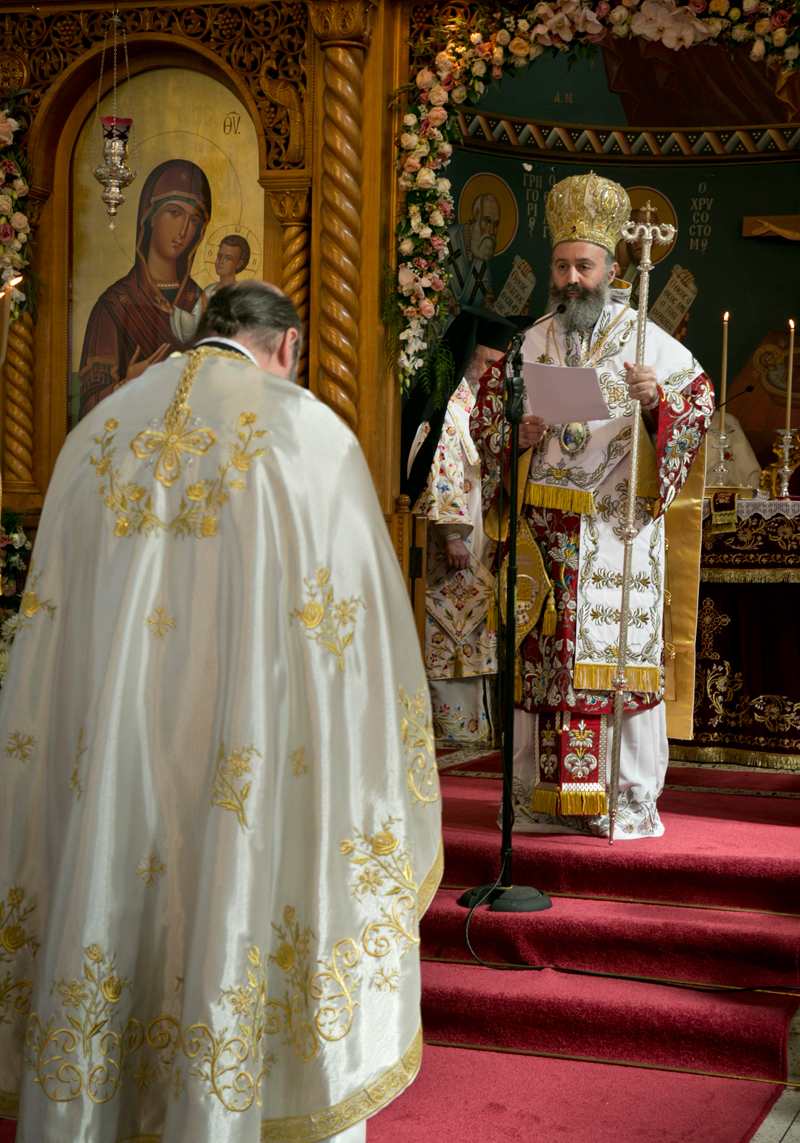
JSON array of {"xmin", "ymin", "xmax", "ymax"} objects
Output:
[{"xmin": 472, "ymin": 171, "xmax": 714, "ymax": 841}]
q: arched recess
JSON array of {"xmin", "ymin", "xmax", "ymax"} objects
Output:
[{"xmin": 10, "ymin": 31, "xmax": 310, "ymax": 518}]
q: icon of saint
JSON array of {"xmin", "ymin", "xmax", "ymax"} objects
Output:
[
  {"xmin": 201, "ymin": 234, "xmax": 251, "ymax": 307},
  {"xmin": 78, "ymin": 159, "xmax": 211, "ymax": 419}
]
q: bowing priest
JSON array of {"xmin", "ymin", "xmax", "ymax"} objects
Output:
[
  {"xmin": 472, "ymin": 172, "xmax": 714, "ymax": 840},
  {"xmin": 402, "ymin": 308, "xmax": 533, "ymax": 745},
  {"xmin": 0, "ymin": 282, "xmax": 442, "ymax": 1142}
]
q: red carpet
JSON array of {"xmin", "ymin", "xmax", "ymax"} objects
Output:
[
  {"xmin": 368, "ymin": 1043, "xmax": 784, "ymax": 1143},
  {"xmin": 441, "ymin": 775, "xmax": 800, "ymax": 913},
  {"xmin": 423, "ymin": 887, "xmax": 800, "ymax": 988}
]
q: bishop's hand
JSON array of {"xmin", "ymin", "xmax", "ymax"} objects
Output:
[
  {"xmin": 520, "ymin": 413, "xmax": 547, "ymax": 449},
  {"xmin": 444, "ymin": 538, "xmax": 471, "ymax": 571},
  {"xmin": 624, "ymin": 362, "xmax": 659, "ymax": 408}
]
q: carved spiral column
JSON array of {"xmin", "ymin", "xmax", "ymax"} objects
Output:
[
  {"xmin": 308, "ymin": 0, "xmax": 375, "ymax": 431},
  {"xmin": 267, "ymin": 187, "xmax": 311, "ymax": 387},
  {"xmin": 4, "ymin": 310, "xmax": 34, "ymax": 484}
]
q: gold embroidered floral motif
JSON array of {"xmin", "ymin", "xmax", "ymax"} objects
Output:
[
  {"xmin": 0, "ymin": 887, "xmax": 37, "ymax": 1029},
  {"xmin": 291, "ymin": 748, "xmax": 308, "ymax": 776},
  {"xmin": 20, "ymin": 569, "xmax": 56, "ymax": 623},
  {"xmin": 71, "ymin": 728, "xmax": 87, "ymax": 800},
  {"xmin": 374, "ymin": 968, "xmax": 399, "ymax": 993},
  {"xmin": 91, "ymin": 410, "xmax": 267, "ymax": 539},
  {"xmin": 146, "ymin": 608, "xmax": 175, "ymax": 639},
  {"xmin": 210, "ymin": 742, "xmax": 260, "ymax": 831},
  {"xmin": 263, "ymin": 907, "xmax": 319, "ymax": 1062},
  {"xmin": 290, "ymin": 568, "xmax": 365, "ymax": 672},
  {"xmin": 398, "ymin": 685, "xmax": 439, "ymax": 808},
  {"xmin": 308, "ymin": 938, "xmax": 360, "ymax": 1044},
  {"xmin": 342, "ymin": 819, "xmax": 419, "ymax": 959},
  {"xmin": 170, "ymin": 1067, "xmax": 185, "ymax": 1099},
  {"xmin": 130, "ymin": 407, "xmax": 217, "ymax": 488},
  {"xmin": 697, "ymin": 597, "xmax": 731, "ymax": 661},
  {"xmin": 6, "ymin": 732, "xmax": 36, "ymax": 761},
  {"xmin": 136, "ymin": 856, "xmax": 165, "ymax": 887}
]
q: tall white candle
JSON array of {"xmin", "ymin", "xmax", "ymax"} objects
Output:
[
  {"xmin": 787, "ymin": 319, "xmax": 796, "ymax": 433},
  {"xmin": 719, "ymin": 311, "xmax": 729, "ymax": 429}
]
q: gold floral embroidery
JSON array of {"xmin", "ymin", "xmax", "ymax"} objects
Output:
[
  {"xmin": 399, "ymin": 685, "xmax": 439, "ymax": 808},
  {"xmin": 0, "ymin": 887, "xmax": 37, "ymax": 1029},
  {"xmin": 309, "ymin": 938, "xmax": 360, "ymax": 1044},
  {"xmin": 146, "ymin": 608, "xmax": 175, "ymax": 639},
  {"xmin": 169, "ymin": 1067, "xmax": 185, "ymax": 1099},
  {"xmin": 6, "ymin": 732, "xmax": 36, "ymax": 761},
  {"xmin": 291, "ymin": 748, "xmax": 307, "ymax": 776},
  {"xmin": 374, "ymin": 968, "xmax": 399, "ymax": 993},
  {"xmin": 263, "ymin": 906, "xmax": 319, "ymax": 1062},
  {"xmin": 184, "ymin": 944, "xmax": 277, "ymax": 1112},
  {"xmin": 20, "ymin": 569, "xmax": 56, "ymax": 623},
  {"xmin": 91, "ymin": 410, "xmax": 267, "ymax": 539},
  {"xmin": 71, "ymin": 729, "xmax": 87, "ymax": 801},
  {"xmin": 136, "ymin": 856, "xmax": 165, "ymax": 887},
  {"xmin": 290, "ymin": 568, "xmax": 365, "ymax": 673},
  {"xmin": 130, "ymin": 407, "xmax": 217, "ymax": 489},
  {"xmin": 210, "ymin": 742, "xmax": 259, "ymax": 831},
  {"xmin": 341, "ymin": 819, "xmax": 419, "ymax": 959}
]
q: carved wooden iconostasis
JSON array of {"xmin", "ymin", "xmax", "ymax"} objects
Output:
[{"xmin": 2, "ymin": 0, "xmax": 408, "ymax": 538}]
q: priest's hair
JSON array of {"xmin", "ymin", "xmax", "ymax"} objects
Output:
[{"xmin": 195, "ymin": 281, "xmax": 302, "ymax": 361}]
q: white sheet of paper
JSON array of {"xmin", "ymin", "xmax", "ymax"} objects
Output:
[{"xmin": 522, "ymin": 361, "xmax": 612, "ymax": 423}]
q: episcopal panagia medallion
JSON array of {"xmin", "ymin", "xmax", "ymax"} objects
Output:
[{"xmin": 558, "ymin": 421, "xmax": 591, "ymax": 457}]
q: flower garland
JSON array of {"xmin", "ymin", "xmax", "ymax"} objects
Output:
[
  {"xmin": 393, "ymin": 1, "xmax": 799, "ymax": 394},
  {"xmin": 0, "ymin": 511, "xmax": 32, "ymax": 687},
  {"xmin": 0, "ymin": 95, "xmax": 32, "ymax": 319}
]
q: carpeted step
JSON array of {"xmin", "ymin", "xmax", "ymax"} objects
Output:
[
  {"xmin": 441, "ymin": 775, "xmax": 800, "ymax": 914},
  {"xmin": 421, "ymin": 888, "xmax": 800, "ymax": 989},
  {"xmin": 420, "ymin": 959, "xmax": 799, "ymax": 1081},
  {"xmin": 368, "ymin": 1042, "xmax": 785, "ymax": 1143}
]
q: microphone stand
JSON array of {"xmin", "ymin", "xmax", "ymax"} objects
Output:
[{"xmin": 458, "ymin": 329, "xmax": 552, "ymax": 913}]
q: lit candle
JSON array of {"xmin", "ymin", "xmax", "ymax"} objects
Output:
[
  {"xmin": 719, "ymin": 311, "xmax": 729, "ymax": 429},
  {"xmin": 787, "ymin": 319, "xmax": 796, "ymax": 433},
  {"xmin": 0, "ymin": 275, "xmax": 22, "ymax": 370}
]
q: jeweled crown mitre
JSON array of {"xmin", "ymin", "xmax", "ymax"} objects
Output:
[{"xmin": 545, "ymin": 172, "xmax": 631, "ymax": 256}]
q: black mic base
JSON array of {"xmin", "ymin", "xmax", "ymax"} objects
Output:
[{"xmin": 457, "ymin": 882, "xmax": 553, "ymax": 913}]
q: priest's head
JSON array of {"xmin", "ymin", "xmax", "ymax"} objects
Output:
[
  {"xmin": 195, "ymin": 281, "xmax": 302, "ymax": 380},
  {"xmin": 548, "ymin": 242, "xmax": 617, "ymax": 335}
]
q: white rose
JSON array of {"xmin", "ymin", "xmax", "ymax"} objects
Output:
[
  {"xmin": 471, "ymin": 59, "xmax": 487, "ymax": 76},
  {"xmin": 496, "ymin": 28, "xmax": 511, "ymax": 44},
  {"xmin": 436, "ymin": 177, "xmax": 451, "ymax": 193},
  {"xmin": 415, "ymin": 167, "xmax": 436, "ymax": 190},
  {"xmin": 430, "ymin": 210, "xmax": 445, "ymax": 227},
  {"xmin": 771, "ymin": 27, "xmax": 787, "ymax": 45},
  {"xmin": 517, "ymin": 18, "xmax": 531, "ymax": 31},
  {"xmin": 413, "ymin": 141, "xmax": 431, "ymax": 157},
  {"xmin": 492, "ymin": 46, "xmax": 505, "ymax": 63},
  {"xmin": 428, "ymin": 84, "xmax": 449, "ymax": 105},
  {"xmin": 704, "ymin": 17, "xmax": 723, "ymax": 35},
  {"xmin": 612, "ymin": 19, "xmax": 631, "ymax": 33},
  {"xmin": 742, "ymin": 0, "xmax": 758, "ymax": 10},
  {"xmin": 731, "ymin": 22, "xmax": 751, "ymax": 38},
  {"xmin": 452, "ymin": 84, "xmax": 468, "ymax": 103},
  {"xmin": 529, "ymin": 42, "xmax": 544, "ymax": 57},
  {"xmin": 783, "ymin": 43, "xmax": 799, "ymax": 59},
  {"xmin": 0, "ymin": 195, "xmax": 11, "ymax": 215},
  {"xmin": 11, "ymin": 179, "xmax": 27, "ymax": 195},
  {"xmin": 9, "ymin": 252, "xmax": 22, "ymax": 267},
  {"xmin": 749, "ymin": 35, "xmax": 765, "ymax": 58},
  {"xmin": 610, "ymin": 4, "xmax": 629, "ymax": 21},
  {"xmin": 403, "ymin": 113, "xmax": 417, "ymax": 127},
  {"xmin": 435, "ymin": 51, "xmax": 455, "ymax": 72},
  {"xmin": 470, "ymin": 31, "xmax": 483, "ymax": 44},
  {"xmin": 400, "ymin": 132, "xmax": 418, "ymax": 149},
  {"xmin": 419, "ymin": 226, "xmax": 432, "ymax": 238},
  {"xmin": 399, "ymin": 237, "xmax": 415, "ymax": 255}
]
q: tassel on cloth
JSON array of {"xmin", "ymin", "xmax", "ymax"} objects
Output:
[
  {"xmin": 542, "ymin": 586, "xmax": 557, "ymax": 636},
  {"xmin": 514, "ymin": 656, "xmax": 523, "ymax": 702},
  {"xmin": 559, "ymin": 789, "xmax": 608, "ymax": 816},
  {"xmin": 524, "ymin": 484, "xmax": 595, "ymax": 516},
  {"xmin": 574, "ymin": 663, "xmax": 661, "ymax": 694},
  {"xmin": 530, "ymin": 788, "xmax": 559, "ymax": 816},
  {"xmin": 453, "ymin": 648, "xmax": 464, "ymax": 678}
]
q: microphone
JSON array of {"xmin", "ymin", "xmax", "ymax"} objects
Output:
[
  {"xmin": 717, "ymin": 384, "xmax": 754, "ymax": 410},
  {"xmin": 508, "ymin": 305, "xmax": 566, "ymax": 355}
]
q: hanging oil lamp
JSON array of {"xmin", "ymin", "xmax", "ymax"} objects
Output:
[{"xmin": 90, "ymin": 10, "xmax": 138, "ymax": 229}]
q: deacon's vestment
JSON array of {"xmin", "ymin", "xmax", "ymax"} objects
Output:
[
  {"xmin": 414, "ymin": 371, "xmax": 499, "ymax": 743},
  {"xmin": 0, "ymin": 348, "xmax": 442, "ymax": 1141},
  {"xmin": 472, "ymin": 283, "xmax": 713, "ymax": 838}
]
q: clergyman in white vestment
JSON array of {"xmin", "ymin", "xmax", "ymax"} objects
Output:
[{"xmin": 0, "ymin": 282, "xmax": 443, "ymax": 1142}]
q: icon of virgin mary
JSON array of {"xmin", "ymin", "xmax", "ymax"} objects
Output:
[{"xmin": 78, "ymin": 158, "xmax": 212, "ymax": 420}]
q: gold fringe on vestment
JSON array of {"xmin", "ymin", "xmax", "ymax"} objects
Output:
[
  {"xmin": 700, "ymin": 569, "xmax": 800, "ymax": 584},
  {"xmin": 530, "ymin": 787, "xmax": 608, "ymax": 816},
  {"xmin": 453, "ymin": 648, "xmax": 464, "ymax": 678},
  {"xmin": 574, "ymin": 662, "xmax": 660, "ymax": 693},
  {"xmin": 523, "ymin": 484, "xmax": 595, "ymax": 515}
]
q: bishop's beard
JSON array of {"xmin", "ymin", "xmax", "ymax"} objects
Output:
[{"xmin": 548, "ymin": 278, "xmax": 610, "ymax": 335}]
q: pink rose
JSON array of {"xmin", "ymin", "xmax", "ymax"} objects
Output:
[
  {"xmin": 420, "ymin": 299, "xmax": 436, "ymax": 318},
  {"xmin": 750, "ymin": 35, "xmax": 766, "ymax": 58},
  {"xmin": 596, "ymin": 1, "xmax": 611, "ymax": 14},
  {"xmin": 0, "ymin": 124, "xmax": 13, "ymax": 147},
  {"xmin": 404, "ymin": 155, "xmax": 421, "ymax": 173},
  {"xmin": 9, "ymin": 213, "xmax": 28, "ymax": 233},
  {"xmin": 427, "ymin": 106, "xmax": 448, "ymax": 126},
  {"xmin": 440, "ymin": 71, "xmax": 455, "ymax": 91},
  {"xmin": 492, "ymin": 65, "xmax": 503, "ymax": 77},
  {"xmin": 431, "ymin": 277, "xmax": 445, "ymax": 291},
  {"xmin": 418, "ymin": 91, "xmax": 430, "ymax": 105},
  {"xmin": 0, "ymin": 222, "xmax": 14, "ymax": 245},
  {"xmin": 413, "ymin": 256, "xmax": 428, "ymax": 270},
  {"xmin": 430, "ymin": 235, "xmax": 446, "ymax": 249},
  {"xmin": 772, "ymin": 8, "xmax": 790, "ymax": 25},
  {"xmin": 689, "ymin": 0, "xmax": 707, "ymax": 12},
  {"xmin": 415, "ymin": 68, "xmax": 436, "ymax": 90}
]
